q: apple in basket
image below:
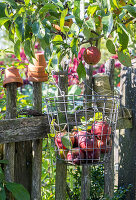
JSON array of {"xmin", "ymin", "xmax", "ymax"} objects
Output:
[
  {"xmin": 78, "ymin": 131, "xmax": 98, "ymax": 151},
  {"xmin": 55, "ymin": 131, "xmax": 75, "ymax": 150},
  {"xmin": 67, "ymin": 148, "xmax": 85, "ymax": 165},
  {"xmin": 97, "ymin": 140, "xmax": 112, "ymax": 153},
  {"xmin": 72, "ymin": 131, "xmax": 98, "ymax": 151},
  {"xmin": 91, "ymin": 121, "xmax": 111, "ymax": 141},
  {"xmin": 84, "ymin": 148, "xmax": 100, "ymax": 163}
]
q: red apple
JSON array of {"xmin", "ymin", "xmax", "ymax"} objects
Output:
[
  {"xmin": 91, "ymin": 121, "xmax": 111, "ymax": 141},
  {"xmin": 84, "ymin": 148, "xmax": 100, "ymax": 163},
  {"xmin": 83, "ymin": 46, "xmax": 101, "ymax": 65},
  {"xmin": 67, "ymin": 148, "xmax": 85, "ymax": 165},
  {"xmin": 78, "ymin": 131, "xmax": 97, "ymax": 151},
  {"xmin": 97, "ymin": 140, "xmax": 112, "ymax": 153}
]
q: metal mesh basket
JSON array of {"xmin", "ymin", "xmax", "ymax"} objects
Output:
[{"xmin": 45, "ymin": 93, "xmax": 119, "ymax": 165}]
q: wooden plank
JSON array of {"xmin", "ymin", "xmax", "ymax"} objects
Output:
[
  {"xmin": 80, "ymin": 64, "xmax": 92, "ymax": 200},
  {"xmin": 0, "ymin": 109, "xmax": 132, "ymax": 144},
  {"xmin": 118, "ymin": 66, "xmax": 136, "ymax": 200},
  {"xmin": 14, "ymin": 141, "xmax": 32, "ymax": 194},
  {"xmin": 4, "ymin": 83, "xmax": 17, "ymax": 200},
  {"xmin": 31, "ymin": 82, "xmax": 43, "ymax": 200},
  {"xmin": 55, "ymin": 73, "xmax": 68, "ymax": 200},
  {"xmin": 104, "ymin": 59, "xmax": 115, "ymax": 198},
  {"xmin": 0, "ymin": 116, "xmax": 49, "ymax": 144}
]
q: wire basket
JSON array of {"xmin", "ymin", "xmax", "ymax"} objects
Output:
[{"xmin": 45, "ymin": 93, "xmax": 119, "ymax": 165}]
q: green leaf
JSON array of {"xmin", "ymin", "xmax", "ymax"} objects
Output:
[
  {"xmin": 70, "ymin": 38, "xmax": 78, "ymax": 57},
  {"xmin": 73, "ymin": 0, "xmax": 83, "ymax": 27},
  {"xmin": 0, "ymin": 160, "xmax": 8, "ymax": 164},
  {"xmin": 77, "ymin": 61, "xmax": 86, "ymax": 81},
  {"xmin": 9, "ymin": 26, "xmax": 14, "ymax": 43},
  {"xmin": 102, "ymin": 14, "xmax": 113, "ymax": 37},
  {"xmin": 24, "ymin": 39, "xmax": 32, "ymax": 61},
  {"xmin": 68, "ymin": 85, "xmax": 81, "ymax": 95},
  {"xmin": 24, "ymin": 19, "xmax": 32, "ymax": 39},
  {"xmin": 70, "ymin": 23, "xmax": 79, "ymax": 36},
  {"xmin": 15, "ymin": 16, "xmax": 24, "ymax": 42},
  {"xmin": 0, "ymin": 3, "xmax": 6, "ymax": 18},
  {"xmin": 61, "ymin": 133, "xmax": 72, "ymax": 150},
  {"xmin": 42, "ymin": 19, "xmax": 52, "ymax": 30},
  {"xmin": 106, "ymin": 39, "xmax": 116, "ymax": 54},
  {"xmin": 0, "ymin": 183, "xmax": 6, "ymax": 200},
  {"xmin": 117, "ymin": 24, "xmax": 129, "ymax": 50},
  {"xmin": 1, "ymin": 0, "xmax": 17, "ymax": 8},
  {"xmin": 93, "ymin": 112, "xmax": 103, "ymax": 121},
  {"xmin": 83, "ymin": 18, "xmax": 95, "ymax": 40},
  {"xmin": 49, "ymin": 119, "xmax": 56, "ymax": 137},
  {"xmin": 44, "ymin": 28, "xmax": 50, "ymax": 45},
  {"xmin": 60, "ymin": 8, "xmax": 68, "ymax": 32},
  {"xmin": 113, "ymin": 0, "xmax": 119, "ymax": 9},
  {"xmin": 17, "ymin": 7, "xmax": 25, "ymax": 15},
  {"xmin": 87, "ymin": 5, "xmax": 98, "ymax": 16},
  {"xmin": 39, "ymin": 3, "xmax": 58, "ymax": 15},
  {"xmin": 32, "ymin": 21, "xmax": 39, "ymax": 35},
  {"xmin": 52, "ymin": 35, "xmax": 63, "ymax": 46},
  {"xmin": 53, "ymin": 35, "xmax": 63, "ymax": 42},
  {"xmin": 118, "ymin": 50, "xmax": 132, "ymax": 67},
  {"xmin": 0, "ymin": 167, "xmax": 5, "ymax": 182},
  {"xmin": 123, "ymin": 5, "xmax": 136, "ymax": 17},
  {"xmin": 14, "ymin": 40, "xmax": 21, "ymax": 60},
  {"xmin": 24, "ymin": 0, "xmax": 30, "ymax": 7},
  {"xmin": 6, "ymin": 182, "xmax": 30, "ymax": 200},
  {"xmin": 0, "ymin": 17, "xmax": 9, "ymax": 26}
]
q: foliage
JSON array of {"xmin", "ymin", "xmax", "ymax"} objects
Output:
[
  {"xmin": 41, "ymin": 138, "xmax": 56, "ymax": 200},
  {"xmin": 0, "ymin": 0, "xmax": 135, "ymax": 80},
  {"xmin": 0, "ymin": 0, "xmax": 135, "ymax": 199},
  {"xmin": 0, "ymin": 160, "xmax": 30, "ymax": 200}
]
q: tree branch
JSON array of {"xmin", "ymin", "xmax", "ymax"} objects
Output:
[{"xmin": 80, "ymin": 17, "xmax": 135, "ymax": 45}]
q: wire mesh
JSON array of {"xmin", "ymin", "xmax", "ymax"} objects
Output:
[{"xmin": 45, "ymin": 93, "xmax": 119, "ymax": 165}]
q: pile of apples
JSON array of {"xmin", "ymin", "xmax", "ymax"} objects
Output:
[{"xmin": 55, "ymin": 121, "xmax": 112, "ymax": 165}]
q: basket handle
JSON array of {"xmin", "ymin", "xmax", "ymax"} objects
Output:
[{"xmin": 51, "ymin": 70, "xmax": 100, "ymax": 96}]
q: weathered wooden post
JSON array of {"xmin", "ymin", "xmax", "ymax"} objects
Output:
[
  {"xmin": 55, "ymin": 70, "xmax": 68, "ymax": 200},
  {"xmin": 31, "ymin": 82, "xmax": 43, "ymax": 200},
  {"xmin": 80, "ymin": 64, "xmax": 93, "ymax": 200},
  {"xmin": 104, "ymin": 59, "xmax": 115, "ymax": 197},
  {"xmin": 4, "ymin": 83, "xmax": 16, "ymax": 183},
  {"xmin": 118, "ymin": 65, "xmax": 136, "ymax": 200}
]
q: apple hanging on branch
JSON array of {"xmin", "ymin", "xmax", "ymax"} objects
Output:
[{"xmin": 83, "ymin": 46, "xmax": 101, "ymax": 65}]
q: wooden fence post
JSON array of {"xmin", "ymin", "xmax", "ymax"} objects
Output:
[
  {"xmin": 118, "ymin": 65, "xmax": 136, "ymax": 200},
  {"xmin": 31, "ymin": 82, "xmax": 43, "ymax": 200},
  {"xmin": 80, "ymin": 64, "xmax": 92, "ymax": 200},
  {"xmin": 4, "ymin": 83, "xmax": 16, "ymax": 199},
  {"xmin": 104, "ymin": 59, "xmax": 115, "ymax": 197},
  {"xmin": 55, "ymin": 73, "xmax": 68, "ymax": 200}
]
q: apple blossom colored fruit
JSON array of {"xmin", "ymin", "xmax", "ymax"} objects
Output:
[
  {"xmin": 67, "ymin": 148, "xmax": 85, "ymax": 165},
  {"xmin": 83, "ymin": 46, "xmax": 101, "ymax": 65},
  {"xmin": 85, "ymin": 148, "xmax": 100, "ymax": 163},
  {"xmin": 78, "ymin": 131, "xmax": 97, "ymax": 151},
  {"xmin": 91, "ymin": 121, "xmax": 111, "ymax": 141},
  {"xmin": 55, "ymin": 132, "xmax": 75, "ymax": 149},
  {"xmin": 97, "ymin": 140, "xmax": 112, "ymax": 153},
  {"xmin": 72, "ymin": 131, "xmax": 79, "ymax": 147}
]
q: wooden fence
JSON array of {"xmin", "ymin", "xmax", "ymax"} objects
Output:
[{"xmin": 0, "ymin": 60, "xmax": 135, "ymax": 200}]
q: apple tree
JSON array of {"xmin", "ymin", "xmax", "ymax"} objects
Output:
[{"xmin": 0, "ymin": 0, "xmax": 136, "ymax": 74}]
